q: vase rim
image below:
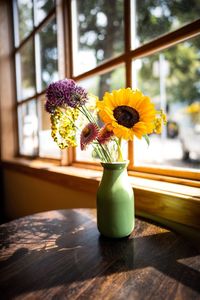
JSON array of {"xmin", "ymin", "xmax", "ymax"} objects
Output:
[
  {"xmin": 101, "ymin": 160, "xmax": 129, "ymax": 164},
  {"xmin": 101, "ymin": 160, "xmax": 129, "ymax": 169}
]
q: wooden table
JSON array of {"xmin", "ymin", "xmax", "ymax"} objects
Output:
[{"xmin": 0, "ymin": 209, "xmax": 200, "ymax": 299}]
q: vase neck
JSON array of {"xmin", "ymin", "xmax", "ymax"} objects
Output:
[
  {"xmin": 101, "ymin": 165, "xmax": 128, "ymax": 185},
  {"xmin": 101, "ymin": 161, "xmax": 129, "ymax": 171}
]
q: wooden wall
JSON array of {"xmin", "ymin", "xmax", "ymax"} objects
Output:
[
  {"xmin": 0, "ymin": 0, "xmax": 18, "ymax": 222},
  {"xmin": 0, "ymin": 0, "xmax": 17, "ymax": 161},
  {"xmin": 3, "ymin": 169, "xmax": 96, "ymax": 220}
]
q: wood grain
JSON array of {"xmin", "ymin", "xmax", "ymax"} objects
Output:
[
  {"xmin": 0, "ymin": 0, "xmax": 17, "ymax": 160},
  {"xmin": 133, "ymin": 166, "xmax": 200, "ymax": 183},
  {"xmin": 0, "ymin": 209, "xmax": 200, "ymax": 299}
]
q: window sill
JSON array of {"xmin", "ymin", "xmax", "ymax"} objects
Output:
[{"xmin": 2, "ymin": 158, "xmax": 200, "ymax": 231}]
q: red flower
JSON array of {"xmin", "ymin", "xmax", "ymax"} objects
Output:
[
  {"xmin": 97, "ymin": 125, "xmax": 114, "ymax": 144},
  {"xmin": 80, "ymin": 123, "xmax": 99, "ymax": 150}
]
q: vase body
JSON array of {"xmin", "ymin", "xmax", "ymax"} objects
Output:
[{"xmin": 97, "ymin": 161, "xmax": 134, "ymax": 238}]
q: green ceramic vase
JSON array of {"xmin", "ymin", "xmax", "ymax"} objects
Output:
[{"xmin": 97, "ymin": 161, "xmax": 135, "ymax": 238}]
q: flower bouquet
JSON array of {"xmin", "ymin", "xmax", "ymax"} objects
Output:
[
  {"xmin": 45, "ymin": 79, "xmax": 166, "ymax": 238},
  {"xmin": 45, "ymin": 79, "xmax": 166, "ymax": 162}
]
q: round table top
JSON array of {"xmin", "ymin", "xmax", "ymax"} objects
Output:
[{"xmin": 0, "ymin": 209, "xmax": 200, "ymax": 300}]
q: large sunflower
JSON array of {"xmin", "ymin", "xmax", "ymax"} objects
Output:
[{"xmin": 97, "ymin": 88, "xmax": 156, "ymax": 140}]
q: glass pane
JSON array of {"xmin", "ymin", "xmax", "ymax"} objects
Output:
[
  {"xmin": 36, "ymin": 18, "xmax": 58, "ymax": 91},
  {"xmin": 18, "ymin": 100, "xmax": 38, "ymax": 156},
  {"xmin": 38, "ymin": 97, "xmax": 61, "ymax": 158},
  {"xmin": 132, "ymin": 36, "xmax": 200, "ymax": 170},
  {"xmin": 17, "ymin": 0, "xmax": 34, "ymax": 42},
  {"xmin": 17, "ymin": 38, "xmax": 36, "ymax": 100},
  {"xmin": 132, "ymin": 0, "xmax": 200, "ymax": 48},
  {"xmin": 76, "ymin": 66, "xmax": 126, "ymax": 162},
  {"xmin": 35, "ymin": 0, "xmax": 55, "ymax": 25},
  {"xmin": 72, "ymin": 0, "xmax": 124, "ymax": 75},
  {"xmin": 79, "ymin": 65, "xmax": 126, "ymax": 98}
]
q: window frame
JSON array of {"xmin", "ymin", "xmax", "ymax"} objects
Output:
[
  {"xmin": 67, "ymin": 0, "xmax": 200, "ymax": 184},
  {"xmin": 13, "ymin": 0, "xmax": 62, "ymax": 160},
  {"xmin": 13, "ymin": 0, "xmax": 200, "ymax": 185}
]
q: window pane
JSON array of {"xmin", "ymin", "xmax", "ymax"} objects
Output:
[
  {"xmin": 38, "ymin": 97, "xmax": 61, "ymax": 158},
  {"xmin": 72, "ymin": 0, "xmax": 124, "ymax": 75},
  {"xmin": 36, "ymin": 18, "xmax": 58, "ymax": 91},
  {"xmin": 132, "ymin": 36, "xmax": 200, "ymax": 170},
  {"xmin": 35, "ymin": 0, "xmax": 55, "ymax": 25},
  {"xmin": 79, "ymin": 65, "xmax": 126, "ymax": 98},
  {"xmin": 76, "ymin": 66, "xmax": 126, "ymax": 162},
  {"xmin": 17, "ymin": 38, "xmax": 36, "ymax": 101},
  {"xmin": 18, "ymin": 100, "xmax": 38, "ymax": 156},
  {"xmin": 132, "ymin": 0, "xmax": 200, "ymax": 48},
  {"xmin": 17, "ymin": 0, "xmax": 34, "ymax": 42}
]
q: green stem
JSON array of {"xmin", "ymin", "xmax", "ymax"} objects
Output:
[
  {"xmin": 94, "ymin": 143, "xmax": 107, "ymax": 162},
  {"xmin": 100, "ymin": 143, "xmax": 112, "ymax": 162},
  {"xmin": 103, "ymin": 143, "xmax": 113, "ymax": 161},
  {"xmin": 92, "ymin": 144, "xmax": 104, "ymax": 161},
  {"xmin": 79, "ymin": 106, "xmax": 113, "ymax": 162},
  {"xmin": 117, "ymin": 138, "xmax": 124, "ymax": 162}
]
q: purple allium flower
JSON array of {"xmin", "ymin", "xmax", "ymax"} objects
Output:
[
  {"xmin": 45, "ymin": 80, "xmax": 70, "ymax": 113},
  {"xmin": 67, "ymin": 84, "xmax": 88, "ymax": 108},
  {"xmin": 45, "ymin": 79, "xmax": 88, "ymax": 113}
]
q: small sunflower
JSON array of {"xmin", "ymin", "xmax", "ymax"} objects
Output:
[
  {"xmin": 97, "ymin": 88, "xmax": 156, "ymax": 140},
  {"xmin": 80, "ymin": 123, "xmax": 99, "ymax": 150}
]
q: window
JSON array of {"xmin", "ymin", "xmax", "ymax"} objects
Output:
[
  {"xmin": 14, "ymin": 0, "xmax": 60, "ymax": 158},
  {"xmin": 133, "ymin": 36, "xmax": 200, "ymax": 171},
  {"xmin": 14, "ymin": 0, "xmax": 200, "ymax": 182},
  {"xmin": 71, "ymin": 0, "xmax": 125, "ymax": 75}
]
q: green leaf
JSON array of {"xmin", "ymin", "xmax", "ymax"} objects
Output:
[{"xmin": 143, "ymin": 134, "xmax": 150, "ymax": 146}]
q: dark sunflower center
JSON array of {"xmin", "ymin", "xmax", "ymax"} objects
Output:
[{"xmin": 113, "ymin": 105, "xmax": 139, "ymax": 128}]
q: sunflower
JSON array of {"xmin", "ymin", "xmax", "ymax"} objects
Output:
[{"xmin": 97, "ymin": 88, "xmax": 156, "ymax": 140}]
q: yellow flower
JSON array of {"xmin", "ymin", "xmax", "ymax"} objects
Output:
[
  {"xmin": 97, "ymin": 88, "xmax": 156, "ymax": 140},
  {"xmin": 86, "ymin": 93, "xmax": 99, "ymax": 111},
  {"xmin": 154, "ymin": 118, "xmax": 162, "ymax": 134},
  {"xmin": 153, "ymin": 110, "xmax": 167, "ymax": 134},
  {"xmin": 160, "ymin": 110, "xmax": 167, "ymax": 124},
  {"xmin": 51, "ymin": 107, "xmax": 79, "ymax": 149},
  {"xmin": 185, "ymin": 102, "xmax": 200, "ymax": 114}
]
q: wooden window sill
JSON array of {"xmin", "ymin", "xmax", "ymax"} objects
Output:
[{"xmin": 2, "ymin": 158, "xmax": 200, "ymax": 232}]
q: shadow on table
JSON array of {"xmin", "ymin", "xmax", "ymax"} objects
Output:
[{"xmin": 0, "ymin": 210, "xmax": 200, "ymax": 298}]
